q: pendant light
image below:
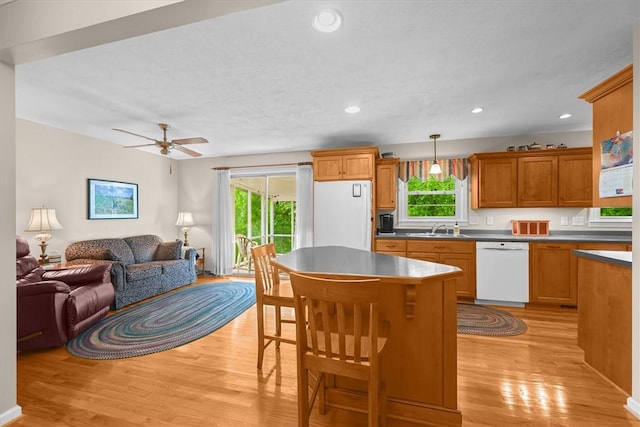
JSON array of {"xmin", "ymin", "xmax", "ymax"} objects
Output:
[{"xmin": 429, "ymin": 133, "xmax": 442, "ymax": 175}]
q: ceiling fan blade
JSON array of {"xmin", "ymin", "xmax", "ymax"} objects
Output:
[
  {"xmin": 123, "ymin": 143, "xmax": 158, "ymax": 148},
  {"xmin": 112, "ymin": 128, "xmax": 158, "ymax": 142},
  {"xmin": 174, "ymin": 145, "xmax": 202, "ymax": 157},
  {"xmin": 172, "ymin": 137, "xmax": 208, "ymax": 145}
]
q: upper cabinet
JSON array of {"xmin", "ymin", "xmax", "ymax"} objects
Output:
[
  {"xmin": 469, "ymin": 148, "xmax": 592, "ymax": 209},
  {"xmin": 376, "ymin": 158, "xmax": 400, "ymax": 210},
  {"xmin": 558, "ymin": 153, "xmax": 593, "ymax": 206},
  {"xmin": 579, "ymin": 65, "xmax": 632, "ymax": 207},
  {"xmin": 470, "ymin": 157, "xmax": 518, "ymax": 208},
  {"xmin": 311, "ymin": 146, "xmax": 379, "ymax": 181},
  {"xmin": 517, "ymin": 156, "xmax": 558, "ymax": 207}
]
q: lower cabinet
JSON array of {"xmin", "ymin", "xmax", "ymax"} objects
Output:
[
  {"xmin": 374, "ymin": 239, "xmax": 407, "ymax": 256},
  {"xmin": 529, "ymin": 241, "xmax": 630, "ymax": 306},
  {"xmin": 406, "ymin": 240, "xmax": 476, "ymax": 299},
  {"xmin": 529, "ymin": 243, "xmax": 578, "ymax": 305},
  {"xmin": 375, "ymin": 238, "xmax": 629, "ymax": 306}
]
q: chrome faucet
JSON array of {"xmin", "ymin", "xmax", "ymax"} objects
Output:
[{"xmin": 431, "ymin": 224, "xmax": 447, "ymax": 234}]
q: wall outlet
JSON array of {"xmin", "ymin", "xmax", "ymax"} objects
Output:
[
  {"xmin": 469, "ymin": 215, "xmax": 479, "ymax": 225},
  {"xmin": 486, "ymin": 216, "xmax": 494, "ymax": 225},
  {"xmin": 572, "ymin": 216, "xmax": 585, "ymax": 226},
  {"xmin": 560, "ymin": 216, "xmax": 569, "ymax": 226}
]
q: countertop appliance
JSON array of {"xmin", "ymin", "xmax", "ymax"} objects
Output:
[
  {"xmin": 314, "ymin": 180, "xmax": 372, "ymax": 251},
  {"xmin": 475, "ymin": 241, "xmax": 529, "ymax": 306},
  {"xmin": 379, "ymin": 214, "xmax": 394, "ymax": 233}
]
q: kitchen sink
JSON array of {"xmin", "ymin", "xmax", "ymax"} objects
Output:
[{"xmin": 405, "ymin": 232, "xmax": 470, "ymax": 238}]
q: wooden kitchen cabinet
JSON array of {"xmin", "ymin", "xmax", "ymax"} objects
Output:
[
  {"xmin": 517, "ymin": 156, "xmax": 558, "ymax": 207},
  {"xmin": 376, "ymin": 158, "xmax": 400, "ymax": 210},
  {"xmin": 577, "ymin": 253, "xmax": 632, "ymax": 394},
  {"xmin": 529, "ymin": 242, "xmax": 578, "ymax": 306},
  {"xmin": 311, "ymin": 146, "xmax": 379, "ymax": 181},
  {"xmin": 470, "ymin": 148, "xmax": 592, "ymax": 208},
  {"xmin": 406, "ymin": 240, "xmax": 476, "ymax": 299},
  {"xmin": 469, "ymin": 156, "xmax": 518, "ymax": 208},
  {"xmin": 530, "ymin": 241, "xmax": 631, "ymax": 307},
  {"xmin": 374, "ymin": 239, "xmax": 406, "ymax": 256},
  {"xmin": 576, "ymin": 242, "xmax": 629, "ymax": 252},
  {"xmin": 558, "ymin": 154, "xmax": 593, "ymax": 206},
  {"xmin": 579, "ymin": 65, "xmax": 632, "ymax": 207}
]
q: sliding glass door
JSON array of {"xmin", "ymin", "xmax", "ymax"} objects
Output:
[{"xmin": 231, "ymin": 172, "xmax": 296, "ymax": 271}]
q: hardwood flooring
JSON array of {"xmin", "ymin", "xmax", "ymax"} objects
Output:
[{"xmin": 10, "ymin": 276, "xmax": 640, "ymax": 426}]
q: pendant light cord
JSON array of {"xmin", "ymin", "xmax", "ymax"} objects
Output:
[{"xmin": 430, "ymin": 133, "xmax": 440, "ymax": 162}]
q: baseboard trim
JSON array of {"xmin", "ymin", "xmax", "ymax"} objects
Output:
[
  {"xmin": 0, "ymin": 404, "xmax": 22, "ymax": 426},
  {"xmin": 626, "ymin": 396, "xmax": 640, "ymax": 420}
]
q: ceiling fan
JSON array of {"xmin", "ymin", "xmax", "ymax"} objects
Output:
[{"xmin": 113, "ymin": 123, "xmax": 208, "ymax": 157}]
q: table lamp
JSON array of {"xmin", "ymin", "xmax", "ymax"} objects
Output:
[
  {"xmin": 25, "ymin": 206, "xmax": 63, "ymax": 264},
  {"xmin": 175, "ymin": 212, "xmax": 194, "ymax": 246}
]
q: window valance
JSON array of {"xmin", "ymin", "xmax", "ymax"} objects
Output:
[{"xmin": 398, "ymin": 159, "xmax": 469, "ymax": 182}]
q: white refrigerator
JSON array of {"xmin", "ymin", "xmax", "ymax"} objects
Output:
[{"xmin": 313, "ymin": 180, "xmax": 372, "ymax": 251}]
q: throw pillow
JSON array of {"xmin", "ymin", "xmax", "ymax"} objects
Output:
[
  {"xmin": 84, "ymin": 248, "xmax": 120, "ymax": 261},
  {"xmin": 155, "ymin": 240, "xmax": 182, "ymax": 261}
]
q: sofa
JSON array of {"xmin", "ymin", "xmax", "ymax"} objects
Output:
[
  {"xmin": 65, "ymin": 234, "xmax": 197, "ymax": 309},
  {"xmin": 16, "ymin": 235, "xmax": 115, "ymax": 351}
]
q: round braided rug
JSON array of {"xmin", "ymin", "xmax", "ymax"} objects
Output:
[
  {"xmin": 67, "ymin": 282, "xmax": 255, "ymax": 359},
  {"xmin": 457, "ymin": 303, "xmax": 527, "ymax": 337}
]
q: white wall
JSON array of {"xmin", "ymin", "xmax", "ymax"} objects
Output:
[{"xmin": 15, "ymin": 119, "xmax": 180, "ymax": 259}]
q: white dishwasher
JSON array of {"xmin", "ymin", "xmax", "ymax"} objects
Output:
[{"xmin": 475, "ymin": 241, "xmax": 529, "ymax": 306}]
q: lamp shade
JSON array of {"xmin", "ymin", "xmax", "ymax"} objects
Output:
[
  {"xmin": 429, "ymin": 162, "xmax": 442, "ymax": 175},
  {"xmin": 25, "ymin": 207, "xmax": 63, "ymax": 232},
  {"xmin": 175, "ymin": 212, "xmax": 194, "ymax": 227}
]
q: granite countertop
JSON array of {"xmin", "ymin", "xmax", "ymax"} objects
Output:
[
  {"xmin": 573, "ymin": 250, "xmax": 632, "ymax": 268},
  {"xmin": 375, "ymin": 230, "xmax": 632, "ymax": 244}
]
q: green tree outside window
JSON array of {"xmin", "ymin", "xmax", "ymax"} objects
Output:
[
  {"xmin": 600, "ymin": 207, "xmax": 632, "ymax": 217},
  {"xmin": 407, "ymin": 175, "xmax": 456, "ymax": 217}
]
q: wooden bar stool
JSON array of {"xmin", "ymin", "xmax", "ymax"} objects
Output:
[
  {"xmin": 289, "ymin": 272, "xmax": 388, "ymax": 427},
  {"xmin": 251, "ymin": 243, "xmax": 296, "ymax": 369}
]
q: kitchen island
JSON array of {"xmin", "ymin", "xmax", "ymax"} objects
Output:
[
  {"xmin": 272, "ymin": 246, "xmax": 463, "ymax": 426},
  {"xmin": 574, "ymin": 249, "xmax": 632, "ymax": 394}
]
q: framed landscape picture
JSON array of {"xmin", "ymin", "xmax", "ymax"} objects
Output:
[{"xmin": 88, "ymin": 178, "xmax": 139, "ymax": 219}]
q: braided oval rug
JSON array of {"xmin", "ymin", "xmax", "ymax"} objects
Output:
[
  {"xmin": 67, "ymin": 282, "xmax": 255, "ymax": 359},
  {"xmin": 457, "ymin": 303, "xmax": 528, "ymax": 337}
]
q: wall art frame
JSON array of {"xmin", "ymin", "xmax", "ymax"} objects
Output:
[{"xmin": 88, "ymin": 178, "xmax": 139, "ymax": 219}]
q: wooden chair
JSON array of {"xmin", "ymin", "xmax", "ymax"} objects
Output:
[
  {"xmin": 251, "ymin": 243, "xmax": 296, "ymax": 369},
  {"xmin": 289, "ymin": 272, "xmax": 388, "ymax": 427},
  {"xmin": 235, "ymin": 234, "xmax": 256, "ymax": 273}
]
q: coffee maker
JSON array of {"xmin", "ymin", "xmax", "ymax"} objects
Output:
[{"xmin": 378, "ymin": 214, "xmax": 394, "ymax": 233}]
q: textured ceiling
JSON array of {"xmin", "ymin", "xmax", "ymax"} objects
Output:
[{"xmin": 14, "ymin": 0, "xmax": 640, "ymax": 159}]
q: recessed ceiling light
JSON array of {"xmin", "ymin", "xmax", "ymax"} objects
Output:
[
  {"xmin": 345, "ymin": 106, "xmax": 360, "ymax": 114},
  {"xmin": 471, "ymin": 107, "xmax": 484, "ymax": 114},
  {"xmin": 312, "ymin": 8, "xmax": 343, "ymax": 33},
  {"xmin": 558, "ymin": 113, "xmax": 572, "ymax": 119}
]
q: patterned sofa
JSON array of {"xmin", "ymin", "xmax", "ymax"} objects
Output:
[{"xmin": 65, "ymin": 235, "xmax": 197, "ymax": 309}]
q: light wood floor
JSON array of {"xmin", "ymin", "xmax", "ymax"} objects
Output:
[{"xmin": 10, "ymin": 276, "xmax": 640, "ymax": 426}]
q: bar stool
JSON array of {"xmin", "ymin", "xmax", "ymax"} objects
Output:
[{"xmin": 289, "ymin": 272, "xmax": 388, "ymax": 427}]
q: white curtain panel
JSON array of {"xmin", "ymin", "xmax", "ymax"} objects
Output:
[
  {"xmin": 295, "ymin": 164, "xmax": 314, "ymax": 249},
  {"xmin": 211, "ymin": 169, "xmax": 234, "ymax": 276}
]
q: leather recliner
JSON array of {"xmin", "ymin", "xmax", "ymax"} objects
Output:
[{"xmin": 16, "ymin": 235, "xmax": 115, "ymax": 351}]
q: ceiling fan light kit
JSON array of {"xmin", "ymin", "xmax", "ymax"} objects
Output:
[{"xmin": 113, "ymin": 123, "xmax": 208, "ymax": 157}]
